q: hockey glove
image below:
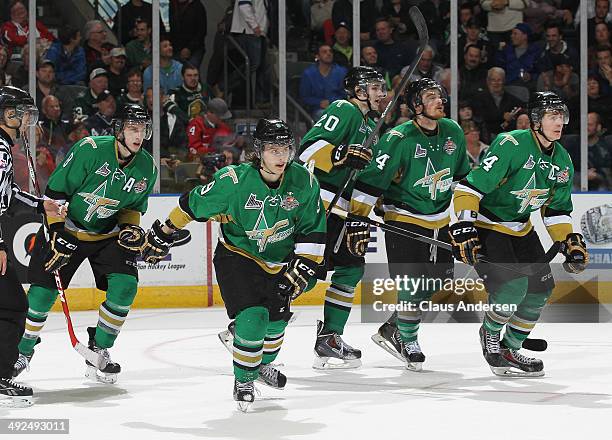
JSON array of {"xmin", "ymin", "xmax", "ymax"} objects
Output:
[
  {"xmin": 118, "ymin": 224, "xmax": 146, "ymax": 253},
  {"xmin": 346, "ymin": 221, "xmax": 370, "ymax": 257},
  {"xmin": 141, "ymin": 220, "xmax": 174, "ymax": 264},
  {"xmin": 44, "ymin": 230, "xmax": 79, "ymax": 273},
  {"xmin": 280, "ymin": 257, "xmax": 318, "ymax": 300},
  {"xmin": 560, "ymin": 232, "xmax": 589, "ymax": 274},
  {"xmin": 448, "ymin": 222, "xmax": 481, "ymax": 266},
  {"xmin": 332, "ymin": 144, "xmax": 372, "ymax": 170}
]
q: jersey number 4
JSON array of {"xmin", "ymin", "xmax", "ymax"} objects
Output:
[
  {"xmin": 313, "ymin": 114, "xmax": 340, "ymax": 132},
  {"xmin": 481, "ymin": 155, "xmax": 499, "ymax": 172}
]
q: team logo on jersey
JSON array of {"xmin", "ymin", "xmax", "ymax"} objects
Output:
[
  {"xmin": 523, "ymin": 155, "xmax": 535, "ymax": 170},
  {"xmin": 414, "ymin": 144, "xmax": 427, "ymax": 158},
  {"xmin": 244, "ymin": 193, "xmax": 264, "ymax": 210},
  {"xmin": 510, "ymin": 173, "xmax": 549, "ymax": 213},
  {"xmin": 134, "ymin": 178, "xmax": 148, "ymax": 193},
  {"xmin": 78, "ymin": 181, "xmax": 120, "ymax": 222},
  {"xmin": 413, "ymin": 158, "xmax": 452, "ymax": 201},
  {"xmin": 443, "ymin": 138, "xmax": 456, "ymax": 155},
  {"xmin": 537, "ymin": 158, "xmax": 551, "ymax": 170},
  {"xmin": 280, "ymin": 192, "xmax": 300, "ymax": 211},
  {"xmin": 556, "ymin": 167, "xmax": 570, "ymax": 183},
  {"xmin": 95, "ymin": 162, "xmax": 111, "ymax": 177},
  {"xmin": 246, "ymin": 209, "xmax": 291, "ymax": 253},
  {"xmin": 113, "ymin": 168, "xmax": 126, "ymax": 182}
]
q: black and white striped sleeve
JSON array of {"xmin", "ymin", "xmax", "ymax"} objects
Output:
[{"xmin": 0, "ymin": 141, "xmax": 13, "ymax": 218}]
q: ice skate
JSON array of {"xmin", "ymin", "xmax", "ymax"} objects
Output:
[
  {"xmin": 85, "ymin": 327, "xmax": 121, "ymax": 384},
  {"xmin": 401, "ymin": 340, "xmax": 426, "ymax": 371},
  {"xmin": 218, "ymin": 320, "xmax": 235, "ymax": 354},
  {"xmin": 0, "ymin": 377, "xmax": 33, "ymax": 408},
  {"xmin": 498, "ymin": 345, "xmax": 545, "ymax": 377},
  {"xmin": 233, "ymin": 379, "xmax": 255, "ymax": 412},
  {"xmin": 12, "ymin": 351, "xmax": 34, "ymax": 378},
  {"xmin": 258, "ymin": 363, "xmax": 287, "ymax": 389},
  {"xmin": 371, "ymin": 321, "xmax": 404, "ymax": 362},
  {"xmin": 479, "ymin": 326, "xmax": 524, "ymax": 377},
  {"xmin": 313, "ymin": 320, "xmax": 362, "ymax": 369}
]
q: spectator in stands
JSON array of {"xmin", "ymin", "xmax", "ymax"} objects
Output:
[
  {"xmin": 332, "ymin": 21, "xmax": 352, "ymax": 68},
  {"xmin": 45, "ymin": 25, "xmax": 86, "ymax": 86},
  {"xmin": 460, "ymin": 44, "xmax": 488, "ymax": 98},
  {"xmin": 118, "ymin": 67, "xmax": 144, "ymax": 107},
  {"xmin": 85, "ymin": 90, "xmax": 116, "ymax": 137},
  {"xmin": 588, "ymin": 75, "xmax": 612, "ymax": 130},
  {"xmin": 495, "ymin": 22, "xmax": 541, "ymax": 85},
  {"xmin": 480, "ymin": 0, "xmax": 527, "ymax": 49},
  {"xmin": 594, "ymin": 22, "xmax": 612, "ymax": 49},
  {"xmin": 462, "ymin": 120, "xmax": 489, "ymax": 169},
  {"xmin": 39, "ymin": 95, "xmax": 71, "ymax": 163},
  {"xmin": 126, "ymin": 19, "xmax": 152, "ymax": 70},
  {"xmin": 459, "ymin": 18, "xmax": 494, "ymax": 68},
  {"xmin": 402, "ymin": 45, "xmax": 443, "ymax": 82},
  {"xmin": 34, "ymin": 59, "xmax": 58, "ymax": 109},
  {"xmin": 459, "ymin": 3, "xmax": 475, "ymax": 37},
  {"xmin": 536, "ymin": 22, "xmax": 578, "ymax": 73},
  {"xmin": 536, "ymin": 53, "xmax": 579, "ymax": 101},
  {"xmin": 143, "ymin": 36, "xmax": 183, "ymax": 94},
  {"xmin": 587, "ymin": 111, "xmax": 611, "ymax": 190},
  {"xmin": 0, "ymin": 45, "xmax": 11, "ymax": 86},
  {"xmin": 8, "ymin": 42, "xmax": 30, "ymax": 88},
  {"xmin": 373, "ymin": 17, "xmax": 415, "ymax": 78},
  {"xmin": 361, "ymin": 44, "xmax": 392, "ymax": 90},
  {"xmin": 473, "ymin": 67, "xmax": 525, "ymax": 142},
  {"xmin": 171, "ymin": 63, "xmax": 209, "ymax": 123},
  {"xmin": 144, "ymin": 87, "xmax": 188, "ymax": 159},
  {"xmin": 332, "ymin": 0, "xmax": 380, "ymax": 40},
  {"xmin": 107, "ymin": 47, "xmax": 129, "ymax": 96},
  {"xmin": 524, "ymin": 0, "xmax": 571, "ymax": 35},
  {"xmin": 381, "ymin": 0, "xmax": 414, "ymax": 40},
  {"xmin": 0, "ymin": 0, "xmax": 54, "ymax": 59},
  {"xmin": 299, "ymin": 44, "xmax": 348, "ymax": 119},
  {"xmin": 73, "ymin": 67, "xmax": 109, "ymax": 122},
  {"xmin": 112, "ymin": 0, "xmax": 166, "ymax": 46},
  {"xmin": 591, "ymin": 45, "xmax": 612, "ymax": 96},
  {"xmin": 187, "ymin": 97, "xmax": 234, "ymax": 159},
  {"xmin": 589, "ymin": 0, "xmax": 612, "ymax": 44},
  {"xmin": 83, "ymin": 20, "xmax": 112, "ymax": 71},
  {"xmin": 515, "ymin": 110, "xmax": 531, "ymax": 129},
  {"xmin": 169, "ymin": 0, "xmax": 208, "ymax": 68}
]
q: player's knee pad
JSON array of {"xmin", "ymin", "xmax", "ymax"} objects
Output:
[
  {"xmin": 266, "ymin": 319, "xmax": 288, "ymax": 336},
  {"xmin": 520, "ymin": 290, "xmax": 553, "ymax": 315},
  {"xmin": 331, "ymin": 265, "xmax": 365, "ymax": 288},
  {"xmin": 489, "ymin": 277, "xmax": 529, "ymax": 306},
  {"xmin": 106, "ymin": 273, "xmax": 138, "ymax": 306},
  {"xmin": 27, "ymin": 285, "xmax": 59, "ymax": 312},
  {"xmin": 235, "ymin": 306, "xmax": 269, "ymax": 339}
]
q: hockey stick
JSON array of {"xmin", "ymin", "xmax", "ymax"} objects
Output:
[
  {"xmin": 325, "ymin": 6, "xmax": 429, "ymax": 218},
  {"xmin": 330, "ymin": 206, "xmax": 561, "ymax": 277},
  {"xmin": 21, "ymin": 134, "xmax": 107, "ymax": 369}
]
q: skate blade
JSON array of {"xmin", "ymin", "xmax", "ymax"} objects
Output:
[
  {"xmin": 490, "ymin": 366, "xmax": 544, "ymax": 378},
  {"xmin": 0, "ymin": 396, "xmax": 33, "ymax": 408},
  {"xmin": 312, "ymin": 354, "xmax": 362, "ymax": 370},
  {"xmin": 405, "ymin": 361, "xmax": 423, "ymax": 372},
  {"xmin": 371, "ymin": 334, "xmax": 405, "ymax": 362},
  {"xmin": 218, "ymin": 330, "xmax": 233, "ymax": 354},
  {"xmin": 85, "ymin": 365, "xmax": 118, "ymax": 384},
  {"xmin": 236, "ymin": 400, "xmax": 253, "ymax": 412}
]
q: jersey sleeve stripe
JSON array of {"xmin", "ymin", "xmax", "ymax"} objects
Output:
[
  {"xmin": 295, "ymin": 243, "xmax": 325, "ymax": 258},
  {"xmin": 295, "ymin": 231, "xmax": 326, "ymax": 244},
  {"xmin": 543, "ymin": 215, "xmax": 572, "ymax": 227},
  {"xmin": 298, "ymin": 140, "xmax": 335, "ymax": 173},
  {"xmin": 455, "ymin": 182, "xmax": 484, "ymax": 199}
]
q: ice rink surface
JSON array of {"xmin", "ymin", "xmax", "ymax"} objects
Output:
[{"xmin": 3, "ymin": 306, "xmax": 611, "ymax": 440}]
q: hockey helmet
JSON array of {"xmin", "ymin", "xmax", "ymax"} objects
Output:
[
  {"xmin": 0, "ymin": 85, "xmax": 38, "ymax": 126},
  {"xmin": 527, "ymin": 91, "xmax": 569, "ymax": 126},
  {"xmin": 405, "ymin": 78, "xmax": 447, "ymax": 114},
  {"xmin": 344, "ymin": 66, "xmax": 386, "ymax": 98},
  {"xmin": 113, "ymin": 103, "xmax": 152, "ymax": 140},
  {"xmin": 253, "ymin": 118, "xmax": 295, "ymax": 161}
]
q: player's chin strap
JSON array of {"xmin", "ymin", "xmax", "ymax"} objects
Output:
[
  {"xmin": 354, "ymin": 90, "xmax": 381, "ymax": 120},
  {"xmin": 531, "ymin": 126, "xmax": 556, "ymax": 151},
  {"xmin": 117, "ymin": 137, "xmax": 138, "ymax": 162}
]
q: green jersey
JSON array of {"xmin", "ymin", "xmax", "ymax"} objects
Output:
[
  {"xmin": 351, "ymin": 118, "xmax": 470, "ymax": 229},
  {"xmin": 298, "ymin": 100, "xmax": 376, "ymax": 211},
  {"xmin": 46, "ymin": 136, "xmax": 157, "ymax": 239},
  {"xmin": 169, "ymin": 162, "xmax": 326, "ymax": 272},
  {"xmin": 455, "ymin": 129, "xmax": 574, "ymax": 237}
]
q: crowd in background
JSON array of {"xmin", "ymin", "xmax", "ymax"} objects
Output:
[{"xmin": 1, "ymin": 0, "xmax": 611, "ymax": 191}]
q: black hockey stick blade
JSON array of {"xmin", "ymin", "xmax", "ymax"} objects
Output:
[
  {"xmin": 171, "ymin": 229, "xmax": 191, "ymax": 247},
  {"xmin": 522, "ymin": 338, "xmax": 548, "ymax": 352}
]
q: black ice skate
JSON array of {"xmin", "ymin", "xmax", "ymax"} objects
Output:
[
  {"xmin": 233, "ymin": 379, "xmax": 255, "ymax": 412},
  {"xmin": 479, "ymin": 326, "xmax": 524, "ymax": 377},
  {"xmin": 258, "ymin": 364, "xmax": 287, "ymax": 389},
  {"xmin": 371, "ymin": 321, "xmax": 404, "ymax": 362},
  {"xmin": 218, "ymin": 320, "xmax": 236, "ymax": 354},
  {"xmin": 0, "ymin": 377, "xmax": 33, "ymax": 407},
  {"xmin": 313, "ymin": 320, "xmax": 362, "ymax": 369},
  {"xmin": 13, "ymin": 351, "xmax": 34, "ymax": 378},
  {"xmin": 401, "ymin": 340, "xmax": 426, "ymax": 371},
  {"xmin": 85, "ymin": 327, "xmax": 121, "ymax": 384},
  {"xmin": 499, "ymin": 345, "xmax": 545, "ymax": 377}
]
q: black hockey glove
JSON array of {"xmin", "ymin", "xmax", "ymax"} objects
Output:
[
  {"xmin": 448, "ymin": 222, "xmax": 481, "ymax": 266},
  {"xmin": 141, "ymin": 220, "xmax": 174, "ymax": 264},
  {"xmin": 346, "ymin": 220, "xmax": 370, "ymax": 257},
  {"xmin": 44, "ymin": 230, "xmax": 79, "ymax": 273},
  {"xmin": 118, "ymin": 224, "xmax": 146, "ymax": 253},
  {"xmin": 560, "ymin": 232, "xmax": 589, "ymax": 274},
  {"xmin": 332, "ymin": 144, "xmax": 372, "ymax": 170},
  {"xmin": 279, "ymin": 257, "xmax": 318, "ymax": 301}
]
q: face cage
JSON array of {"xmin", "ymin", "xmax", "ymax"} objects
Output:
[
  {"xmin": 254, "ymin": 138, "xmax": 296, "ymax": 162},
  {"xmin": 116, "ymin": 119, "xmax": 153, "ymax": 140},
  {"xmin": 532, "ymin": 104, "xmax": 570, "ymax": 126}
]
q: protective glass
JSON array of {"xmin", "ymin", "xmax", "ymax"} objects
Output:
[
  {"xmin": 125, "ymin": 119, "xmax": 152, "ymax": 140},
  {"xmin": 543, "ymin": 105, "xmax": 569, "ymax": 125},
  {"xmin": 15, "ymin": 104, "xmax": 39, "ymax": 126}
]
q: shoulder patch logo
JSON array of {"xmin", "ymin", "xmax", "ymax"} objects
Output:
[
  {"xmin": 134, "ymin": 178, "xmax": 148, "ymax": 193},
  {"xmin": 414, "ymin": 144, "xmax": 427, "ymax": 158},
  {"xmin": 556, "ymin": 167, "xmax": 570, "ymax": 183},
  {"xmin": 280, "ymin": 192, "xmax": 300, "ymax": 211},
  {"xmin": 523, "ymin": 155, "xmax": 535, "ymax": 170},
  {"xmin": 95, "ymin": 162, "xmax": 111, "ymax": 177},
  {"xmin": 443, "ymin": 138, "xmax": 456, "ymax": 155},
  {"xmin": 245, "ymin": 193, "xmax": 264, "ymax": 210}
]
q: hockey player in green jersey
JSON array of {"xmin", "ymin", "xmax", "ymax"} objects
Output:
[
  {"xmin": 450, "ymin": 92, "xmax": 589, "ymax": 377},
  {"xmin": 298, "ymin": 66, "xmax": 386, "ymax": 369},
  {"xmin": 351, "ymin": 78, "xmax": 470, "ymax": 371},
  {"xmin": 141, "ymin": 119, "xmax": 326, "ymax": 411},
  {"xmin": 14, "ymin": 103, "xmax": 157, "ymax": 384}
]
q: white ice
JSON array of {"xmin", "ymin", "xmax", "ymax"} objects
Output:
[{"xmin": 3, "ymin": 306, "xmax": 611, "ymax": 440}]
